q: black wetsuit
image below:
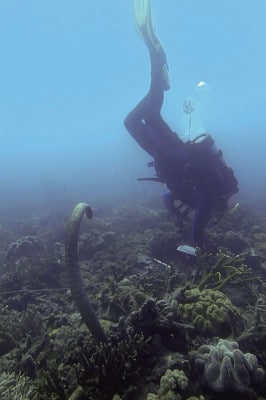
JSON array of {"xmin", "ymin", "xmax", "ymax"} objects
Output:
[{"xmin": 124, "ymin": 50, "xmax": 238, "ymax": 246}]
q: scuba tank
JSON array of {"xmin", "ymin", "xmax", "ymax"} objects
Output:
[
  {"xmin": 191, "ymin": 133, "xmax": 223, "ymax": 158},
  {"xmin": 186, "ymin": 133, "xmax": 239, "ymax": 198}
]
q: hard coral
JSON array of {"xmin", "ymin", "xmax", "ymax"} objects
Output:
[
  {"xmin": 0, "ymin": 372, "xmax": 37, "ymax": 399},
  {"xmin": 159, "ymin": 368, "xmax": 188, "ymax": 392},
  {"xmin": 222, "ymin": 231, "xmax": 248, "ymax": 252},
  {"xmin": 178, "ymin": 288, "xmax": 240, "ymax": 337},
  {"xmin": 194, "ymin": 339, "xmax": 264, "ymax": 393},
  {"xmin": 146, "ymin": 368, "xmax": 188, "ymax": 400},
  {"xmin": 253, "ymin": 233, "xmax": 266, "ymax": 253},
  {"xmin": 5, "ymin": 236, "xmax": 42, "ymax": 263}
]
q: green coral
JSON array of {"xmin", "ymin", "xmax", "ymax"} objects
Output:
[
  {"xmin": 146, "ymin": 368, "xmax": 188, "ymax": 400},
  {"xmin": 196, "ymin": 250, "xmax": 255, "ymax": 291},
  {"xmin": 42, "ymin": 333, "xmax": 152, "ymax": 400},
  {"xmin": 178, "ymin": 287, "xmax": 239, "ymax": 337},
  {"xmin": 0, "ymin": 372, "xmax": 37, "ymax": 400},
  {"xmin": 159, "ymin": 368, "xmax": 188, "ymax": 392},
  {"xmin": 97, "ymin": 277, "xmax": 147, "ymax": 321},
  {"xmin": 112, "ymin": 395, "xmax": 123, "ymax": 400},
  {"xmin": 147, "ymin": 395, "xmax": 158, "ymax": 400}
]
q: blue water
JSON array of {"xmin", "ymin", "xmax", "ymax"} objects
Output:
[{"xmin": 0, "ymin": 0, "xmax": 265, "ymax": 216}]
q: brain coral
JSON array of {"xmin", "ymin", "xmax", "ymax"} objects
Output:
[{"xmin": 178, "ymin": 287, "xmax": 240, "ymax": 337}]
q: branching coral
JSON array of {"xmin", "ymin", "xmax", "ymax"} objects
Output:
[
  {"xmin": 196, "ymin": 250, "xmax": 257, "ymax": 291},
  {"xmin": 38, "ymin": 332, "xmax": 152, "ymax": 400},
  {"xmin": 194, "ymin": 339, "xmax": 264, "ymax": 393},
  {"xmin": 72, "ymin": 333, "xmax": 151, "ymax": 399},
  {"xmin": 0, "ymin": 372, "xmax": 37, "ymax": 400}
]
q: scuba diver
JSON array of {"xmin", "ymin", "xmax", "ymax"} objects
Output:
[{"xmin": 124, "ymin": 0, "xmax": 238, "ymax": 249}]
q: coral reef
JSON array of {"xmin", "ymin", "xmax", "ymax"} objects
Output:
[
  {"xmin": 79, "ymin": 229, "xmax": 117, "ymax": 258},
  {"xmin": 194, "ymin": 339, "xmax": 264, "ymax": 393},
  {"xmin": 253, "ymin": 232, "xmax": 266, "ymax": 254},
  {"xmin": 0, "ymin": 331, "xmax": 17, "ymax": 357},
  {"xmin": 122, "ymin": 298, "xmax": 192, "ymax": 353},
  {"xmin": 146, "ymin": 368, "xmax": 188, "ymax": 400},
  {"xmin": 222, "ymin": 231, "xmax": 248, "ymax": 253},
  {"xmin": 98, "ymin": 276, "xmax": 147, "ymax": 321},
  {"xmin": 0, "ymin": 372, "xmax": 37, "ymax": 400},
  {"xmin": 5, "ymin": 235, "xmax": 42, "ymax": 263},
  {"xmin": 40, "ymin": 333, "xmax": 152, "ymax": 400},
  {"xmin": 185, "ymin": 397, "xmax": 205, "ymax": 400},
  {"xmin": 0, "ymin": 201, "xmax": 266, "ymax": 400},
  {"xmin": 195, "ymin": 250, "xmax": 256, "ymax": 291},
  {"xmin": 178, "ymin": 287, "xmax": 241, "ymax": 337}
]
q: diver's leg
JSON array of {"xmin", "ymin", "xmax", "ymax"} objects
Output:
[
  {"xmin": 124, "ymin": 47, "xmax": 180, "ymax": 157},
  {"xmin": 134, "ymin": 0, "xmax": 170, "ymax": 91},
  {"xmin": 191, "ymin": 196, "xmax": 211, "ymax": 247},
  {"xmin": 124, "ymin": 47, "xmax": 167, "ymax": 157},
  {"xmin": 124, "ymin": 93, "xmax": 158, "ymax": 157},
  {"xmin": 125, "ymin": 0, "xmax": 171, "ymax": 156},
  {"xmin": 125, "ymin": 0, "xmax": 182, "ymax": 156},
  {"xmin": 162, "ymin": 191, "xmax": 177, "ymax": 215}
]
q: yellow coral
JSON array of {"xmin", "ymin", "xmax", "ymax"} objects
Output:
[
  {"xmin": 178, "ymin": 288, "xmax": 238, "ymax": 337},
  {"xmin": 146, "ymin": 369, "xmax": 188, "ymax": 400}
]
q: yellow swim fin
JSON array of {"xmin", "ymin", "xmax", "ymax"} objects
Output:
[
  {"xmin": 134, "ymin": 0, "xmax": 161, "ymax": 52},
  {"xmin": 134, "ymin": 0, "xmax": 170, "ymax": 90}
]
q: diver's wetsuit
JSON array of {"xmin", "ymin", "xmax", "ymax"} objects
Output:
[
  {"xmin": 124, "ymin": 49, "xmax": 238, "ymax": 246},
  {"xmin": 125, "ymin": 49, "xmax": 184, "ymax": 162}
]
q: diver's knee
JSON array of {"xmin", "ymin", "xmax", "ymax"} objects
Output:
[
  {"xmin": 124, "ymin": 112, "xmax": 134, "ymax": 132},
  {"xmin": 124, "ymin": 112, "xmax": 139, "ymax": 135},
  {"xmin": 124, "ymin": 114, "xmax": 131, "ymax": 131}
]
